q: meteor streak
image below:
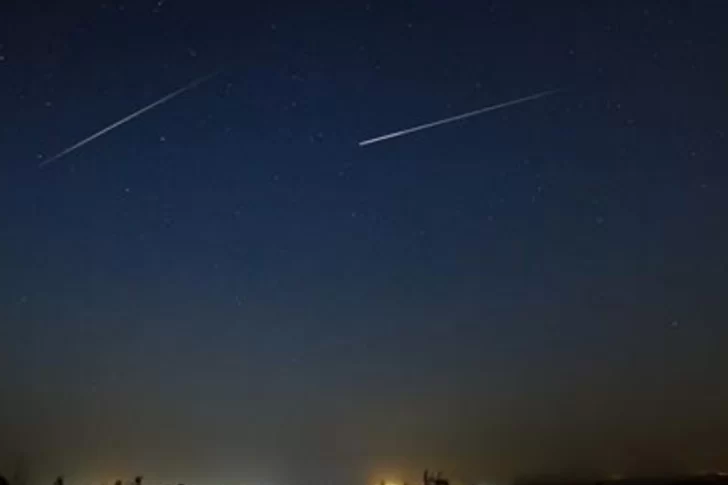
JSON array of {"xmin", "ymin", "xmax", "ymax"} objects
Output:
[
  {"xmin": 39, "ymin": 68, "xmax": 224, "ymax": 168},
  {"xmin": 358, "ymin": 89, "xmax": 560, "ymax": 147}
]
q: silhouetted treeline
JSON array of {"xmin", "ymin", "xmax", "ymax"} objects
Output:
[
  {"xmin": 1, "ymin": 471, "xmax": 726, "ymax": 485},
  {"xmin": 0, "ymin": 474, "xmax": 149, "ymax": 485},
  {"xmin": 513, "ymin": 473, "xmax": 728, "ymax": 485}
]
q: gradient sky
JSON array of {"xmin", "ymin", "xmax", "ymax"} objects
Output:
[{"xmin": 1, "ymin": 1, "xmax": 727, "ymax": 485}]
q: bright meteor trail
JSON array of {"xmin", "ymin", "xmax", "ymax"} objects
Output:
[
  {"xmin": 358, "ymin": 89, "xmax": 560, "ymax": 147},
  {"xmin": 39, "ymin": 68, "xmax": 223, "ymax": 168}
]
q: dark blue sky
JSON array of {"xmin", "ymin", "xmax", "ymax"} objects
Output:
[{"xmin": 1, "ymin": 1, "xmax": 727, "ymax": 485}]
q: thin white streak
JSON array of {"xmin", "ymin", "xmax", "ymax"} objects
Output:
[
  {"xmin": 358, "ymin": 89, "xmax": 560, "ymax": 147},
  {"xmin": 39, "ymin": 69, "xmax": 223, "ymax": 168}
]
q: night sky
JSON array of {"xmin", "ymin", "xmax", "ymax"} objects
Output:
[{"xmin": 1, "ymin": 1, "xmax": 727, "ymax": 485}]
